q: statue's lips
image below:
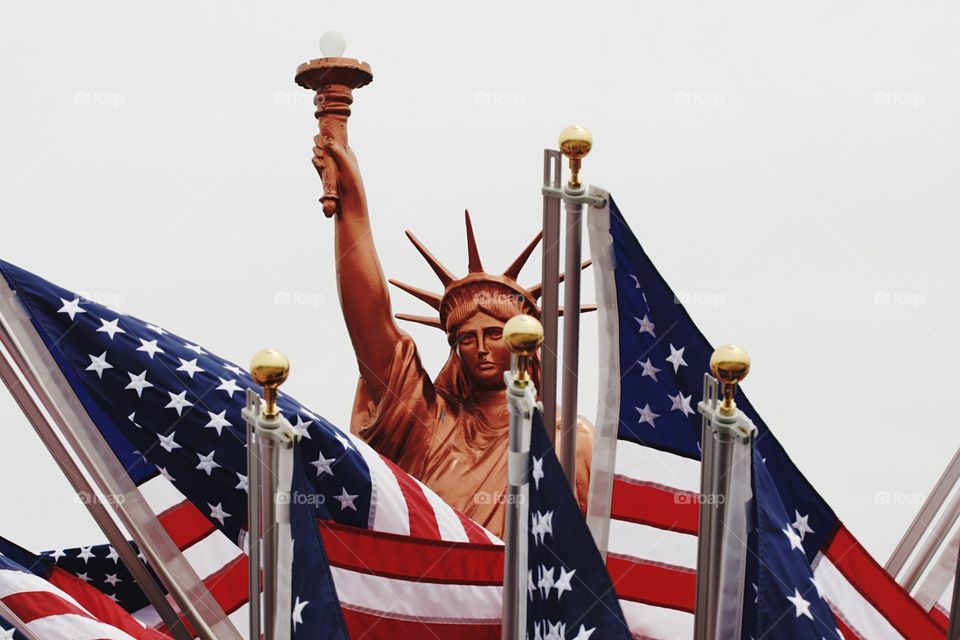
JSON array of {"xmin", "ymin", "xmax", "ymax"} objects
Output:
[{"xmin": 476, "ymin": 362, "xmax": 497, "ymax": 371}]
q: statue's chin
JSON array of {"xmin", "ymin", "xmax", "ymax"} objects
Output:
[{"xmin": 466, "ymin": 370, "xmax": 507, "ymax": 392}]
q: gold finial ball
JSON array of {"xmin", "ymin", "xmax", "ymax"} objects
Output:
[
  {"xmin": 503, "ymin": 314, "xmax": 544, "ymax": 356},
  {"xmin": 710, "ymin": 344, "xmax": 750, "ymax": 385},
  {"xmin": 250, "ymin": 348, "xmax": 290, "ymax": 388},
  {"xmin": 559, "ymin": 124, "xmax": 593, "ymax": 160}
]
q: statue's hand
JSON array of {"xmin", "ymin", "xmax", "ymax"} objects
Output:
[{"xmin": 314, "ymin": 136, "xmax": 368, "ymax": 220}]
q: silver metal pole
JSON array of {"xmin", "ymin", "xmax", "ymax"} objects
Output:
[
  {"xmin": 0, "ymin": 330, "xmax": 192, "ymax": 640},
  {"xmin": 693, "ymin": 347, "xmax": 754, "ymax": 640},
  {"xmin": 501, "ymin": 366, "xmax": 534, "ymax": 640},
  {"xmin": 540, "ymin": 149, "xmax": 562, "ymax": 444},
  {"xmin": 244, "ymin": 390, "xmax": 262, "ymax": 640},
  {"xmin": 260, "ymin": 434, "xmax": 279, "ymax": 640},
  {"xmin": 559, "ymin": 191, "xmax": 584, "ymax": 488},
  {"xmin": 887, "ymin": 445, "xmax": 960, "ymax": 578},
  {"xmin": 901, "ymin": 488, "xmax": 960, "ymax": 592}
]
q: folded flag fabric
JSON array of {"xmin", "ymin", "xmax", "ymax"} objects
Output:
[
  {"xmin": 526, "ymin": 409, "xmax": 632, "ymax": 639},
  {"xmin": 587, "ymin": 197, "xmax": 945, "ymax": 638},
  {"xmin": 0, "ymin": 258, "xmax": 504, "ymax": 639},
  {"xmin": 0, "ymin": 536, "xmax": 171, "ymax": 640}
]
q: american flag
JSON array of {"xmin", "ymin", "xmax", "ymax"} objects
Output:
[
  {"xmin": 0, "ymin": 536, "xmax": 169, "ymax": 640},
  {"xmin": 526, "ymin": 410, "xmax": 632, "ymax": 639},
  {"xmin": 0, "ymin": 259, "xmax": 505, "ymax": 638},
  {"xmin": 586, "ymin": 198, "xmax": 946, "ymax": 638}
]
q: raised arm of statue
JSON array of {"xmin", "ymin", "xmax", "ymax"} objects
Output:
[{"xmin": 317, "ymin": 137, "xmax": 403, "ymax": 404}]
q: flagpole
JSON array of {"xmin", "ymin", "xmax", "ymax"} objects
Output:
[
  {"xmin": 693, "ymin": 345, "xmax": 755, "ymax": 640},
  {"xmin": 899, "ymin": 488, "xmax": 960, "ymax": 592},
  {"xmin": 0, "ymin": 283, "xmax": 240, "ymax": 640},
  {"xmin": 557, "ymin": 126, "xmax": 592, "ymax": 488},
  {"xmin": 886, "ymin": 445, "xmax": 960, "ymax": 579},
  {"xmin": 501, "ymin": 315, "xmax": 543, "ymax": 640},
  {"xmin": 243, "ymin": 349, "xmax": 298, "ymax": 640},
  {"xmin": 0, "ymin": 344, "xmax": 192, "ymax": 640},
  {"xmin": 540, "ymin": 149, "xmax": 562, "ymax": 445},
  {"xmin": 244, "ymin": 389, "xmax": 262, "ymax": 640}
]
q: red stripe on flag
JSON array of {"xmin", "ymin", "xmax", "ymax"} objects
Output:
[
  {"xmin": 825, "ymin": 524, "xmax": 946, "ymax": 637},
  {"xmin": 457, "ymin": 512, "xmax": 494, "ymax": 545},
  {"xmin": 47, "ymin": 567, "xmax": 172, "ymax": 640},
  {"xmin": 611, "ymin": 477, "xmax": 699, "ymax": 535},
  {"xmin": 202, "ymin": 554, "xmax": 249, "ymax": 615},
  {"xmin": 157, "ymin": 499, "xmax": 215, "ymax": 550},
  {"xmin": 2, "ymin": 590, "xmax": 90, "ymax": 623},
  {"xmin": 383, "ymin": 457, "xmax": 442, "ymax": 539},
  {"xmin": 341, "ymin": 607, "xmax": 499, "ymax": 639},
  {"xmin": 931, "ymin": 605, "xmax": 949, "ymax": 629},
  {"xmin": 320, "ymin": 520, "xmax": 503, "ymax": 585},
  {"xmin": 607, "ymin": 553, "xmax": 696, "ymax": 613}
]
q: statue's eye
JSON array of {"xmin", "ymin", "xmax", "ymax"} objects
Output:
[
  {"xmin": 487, "ymin": 328, "xmax": 503, "ymax": 340},
  {"xmin": 458, "ymin": 334, "xmax": 476, "ymax": 345}
]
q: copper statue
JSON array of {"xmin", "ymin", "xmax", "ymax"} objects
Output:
[{"xmin": 299, "ymin": 55, "xmax": 592, "ymax": 537}]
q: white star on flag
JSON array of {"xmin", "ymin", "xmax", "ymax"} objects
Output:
[
  {"xmin": 792, "ymin": 510, "xmax": 815, "ymax": 540},
  {"xmin": 786, "ymin": 588, "xmax": 813, "ymax": 619},
  {"xmin": 292, "ymin": 596, "xmax": 309, "ymax": 630},
  {"xmin": 57, "ymin": 297, "xmax": 85, "ymax": 320},
  {"xmin": 668, "ymin": 391, "xmax": 695, "ymax": 417},
  {"xmin": 311, "ymin": 454, "xmax": 336, "ymax": 477},
  {"xmin": 176, "ymin": 357, "xmax": 205, "ymax": 378},
  {"xmin": 136, "ymin": 338, "xmax": 164, "ymax": 359},
  {"xmin": 532, "ymin": 455, "xmax": 545, "ymax": 490},
  {"xmin": 164, "ymin": 390, "xmax": 193, "ymax": 415},
  {"xmin": 204, "ymin": 410, "xmax": 232, "ymax": 436},
  {"xmin": 636, "ymin": 403, "xmax": 660, "ymax": 427},
  {"xmin": 666, "ymin": 344, "xmax": 687, "ymax": 372},
  {"xmin": 208, "ymin": 502, "xmax": 230, "ymax": 525},
  {"xmin": 157, "ymin": 432, "xmax": 180, "ymax": 453},
  {"xmin": 639, "ymin": 358, "xmax": 662, "ymax": 381},
  {"xmin": 291, "ymin": 416, "xmax": 313, "ymax": 439},
  {"xmin": 782, "ymin": 524, "xmax": 804, "ymax": 552},
  {"xmin": 634, "ymin": 314, "xmax": 656, "ymax": 336},
  {"xmin": 96, "ymin": 318, "xmax": 124, "ymax": 340},
  {"xmin": 85, "ymin": 351, "xmax": 113, "ymax": 378},
  {"xmin": 124, "ymin": 370, "xmax": 153, "ymax": 397},
  {"xmin": 196, "ymin": 451, "xmax": 221, "ymax": 476},
  {"xmin": 216, "ymin": 377, "xmax": 242, "ymax": 398},
  {"xmin": 335, "ymin": 487, "xmax": 358, "ymax": 511}
]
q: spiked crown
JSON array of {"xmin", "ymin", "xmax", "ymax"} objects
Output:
[{"xmin": 390, "ymin": 211, "xmax": 594, "ymax": 344}]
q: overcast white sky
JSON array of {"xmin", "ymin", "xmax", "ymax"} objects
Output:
[{"xmin": 0, "ymin": 0, "xmax": 958, "ymax": 571}]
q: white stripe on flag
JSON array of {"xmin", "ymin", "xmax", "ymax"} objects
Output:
[
  {"xmin": 814, "ymin": 555, "xmax": 906, "ymax": 640},
  {"xmin": 0, "ymin": 569, "xmax": 85, "ymax": 609},
  {"xmin": 413, "ymin": 476, "xmax": 470, "ymax": 543},
  {"xmin": 329, "ymin": 567, "xmax": 502, "ymax": 622},
  {"xmin": 351, "ymin": 435, "xmax": 410, "ymax": 535},
  {"xmin": 607, "ymin": 519, "xmax": 698, "ymax": 570},
  {"xmin": 614, "ymin": 439, "xmax": 700, "ymax": 493},
  {"xmin": 620, "ymin": 599, "xmax": 694, "ymax": 640},
  {"xmin": 181, "ymin": 530, "xmax": 242, "ymax": 582},
  {"xmin": 26, "ymin": 613, "xmax": 139, "ymax": 640}
]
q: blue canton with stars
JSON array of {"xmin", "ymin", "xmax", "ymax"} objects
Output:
[
  {"xmin": 0, "ymin": 258, "xmax": 389, "ymax": 635},
  {"xmin": 0, "ymin": 258, "xmax": 375, "ymax": 544},
  {"xmin": 526, "ymin": 410, "xmax": 631, "ymax": 640},
  {"xmin": 605, "ymin": 198, "xmax": 844, "ymax": 637}
]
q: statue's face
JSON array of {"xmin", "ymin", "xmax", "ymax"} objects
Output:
[{"xmin": 454, "ymin": 311, "xmax": 512, "ymax": 390}]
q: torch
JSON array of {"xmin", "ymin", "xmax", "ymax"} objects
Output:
[{"xmin": 295, "ymin": 32, "xmax": 374, "ymax": 217}]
